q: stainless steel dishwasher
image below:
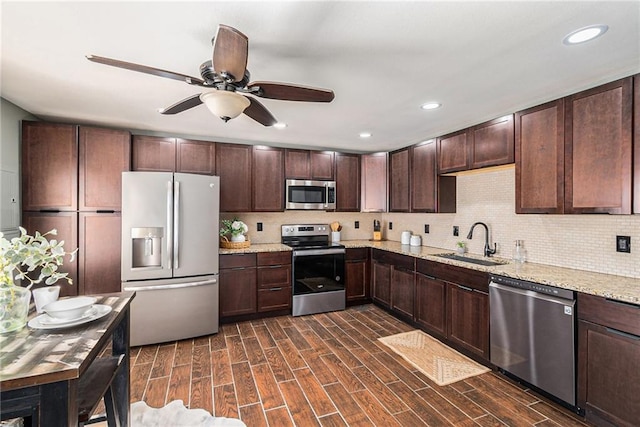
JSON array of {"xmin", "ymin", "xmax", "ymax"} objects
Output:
[{"xmin": 489, "ymin": 275, "xmax": 576, "ymax": 407}]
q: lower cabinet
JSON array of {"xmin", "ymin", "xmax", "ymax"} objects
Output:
[
  {"xmin": 345, "ymin": 248, "xmax": 369, "ymax": 304},
  {"xmin": 391, "ymin": 267, "xmax": 414, "ymax": 320},
  {"xmin": 219, "ymin": 254, "xmax": 257, "ymax": 317},
  {"xmin": 447, "ymin": 283, "xmax": 489, "ymax": 359},
  {"xmin": 415, "ymin": 272, "xmax": 447, "ymax": 338},
  {"xmin": 372, "ymin": 249, "xmax": 416, "ymax": 318},
  {"xmin": 577, "ymin": 293, "xmax": 640, "ymax": 427},
  {"xmin": 372, "ymin": 260, "xmax": 391, "ymax": 308},
  {"xmin": 257, "ymin": 252, "xmax": 291, "ymax": 312}
]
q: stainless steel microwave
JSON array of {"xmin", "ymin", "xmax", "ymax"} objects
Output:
[{"xmin": 285, "ymin": 179, "xmax": 336, "ymax": 210}]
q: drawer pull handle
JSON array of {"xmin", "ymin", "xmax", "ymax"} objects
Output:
[
  {"xmin": 269, "ymin": 287, "xmax": 283, "ymax": 291},
  {"xmin": 605, "ymin": 298, "xmax": 640, "ymax": 309},
  {"xmin": 418, "ymin": 273, "xmax": 437, "ymax": 280},
  {"xmin": 457, "ymin": 285, "xmax": 474, "ymax": 292},
  {"xmin": 606, "ymin": 327, "xmax": 640, "ymax": 341}
]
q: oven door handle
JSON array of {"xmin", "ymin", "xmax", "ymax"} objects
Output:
[{"xmin": 293, "ymin": 248, "xmax": 346, "ymax": 257}]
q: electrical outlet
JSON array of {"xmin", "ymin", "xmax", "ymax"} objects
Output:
[
  {"xmin": 424, "ymin": 224, "xmax": 429, "ymax": 233},
  {"xmin": 355, "ymin": 221, "xmax": 359, "ymax": 229},
  {"xmin": 453, "ymin": 226, "xmax": 459, "ymax": 237},
  {"xmin": 616, "ymin": 235, "xmax": 631, "ymax": 253},
  {"xmin": 257, "ymin": 222, "xmax": 263, "ymax": 232},
  {"xmin": 389, "ymin": 222, "xmax": 393, "ymax": 230}
]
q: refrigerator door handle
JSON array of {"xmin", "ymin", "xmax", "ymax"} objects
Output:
[
  {"xmin": 124, "ymin": 277, "xmax": 218, "ymax": 292},
  {"xmin": 174, "ymin": 180, "xmax": 180, "ymax": 269},
  {"xmin": 166, "ymin": 180, "xmax": 173, "ymax": 270}
]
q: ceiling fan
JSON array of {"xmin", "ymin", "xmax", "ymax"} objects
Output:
[{"xmin": 86, "ymin": 24, "xmax": 334, "ymax": 126}]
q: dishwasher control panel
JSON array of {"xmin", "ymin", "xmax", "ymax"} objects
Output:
[{"xmin": 490, "ymin": 275, "xmax": 575, "ymax": 300}]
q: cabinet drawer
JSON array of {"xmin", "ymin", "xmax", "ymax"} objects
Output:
[
  {"xmin": 258, "ymin": 286, "xmax": 292, "ymax": 312},
  {"xmin": 578, "ymin": 293, "xmax": 640, "ymax": 336},
  {"xmin": 257, "ymin": 264, "xmax": 291, "ymax": 288},
  {"xmin": 428, "ymin": 261, "xmax": 489, "ymax": 293},
  {"xmin": 257, "ymin": 251, "xmax": 291, "ymax": 266},
  {"xmin": 346, "ymin": 247, "xmax": 368, "ymax": 261},
  {"xmin": 371, "ymin": 249, "xmax": 414, "ymax": 270},
  {"xmin": 220, "ymin": 253, "xmax": 257, "ymax": 269}
]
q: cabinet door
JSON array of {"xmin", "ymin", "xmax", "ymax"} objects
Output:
[
  {"xmin": 258, "ymin": 287, "xmax": 292, "ymax": 312},
  {"xmin": 311, "ymin": 151, "xmax": 334, "ymax": 180},
  {"xmin": 565, "ymin": 77, "xmax": 633, "ymax": 214},
  {"xmin": 389, "ymin": 148, "xmax": 410, "ymax": 212},
  {"xmin": 438, "ymin": 129, "xmax": 469, "ymax": 173},
  {"xmin": 345, "ymin": 260, "xmax": 367, "ymax": 302},
  {"xmin": 578, "ymin": 320, "xmax": 640, "ymax": 427},
  {"xmin": 515, "ymin": 100, "xmax": 565, "ymax": 213},
  {"xmin": 79, "ymin": 212, "xmax": 121, "ymax": 295},
  {"xmin": 447, "ymin": 284, "xmax": 489, "ymax": 359},
  {"xmin": 415, "ymin": 273, "xmax": 446, "ymax": 338},
  {"xmin": 371, "ymin": 261, "xmax": 391, "ymax": 308},
  {"xmin": 22, "ymin": 121, "xmax": 78, "ymax": 211},
  {"xmin": 634, "ymin": 75, "xmax": 640, "ymax": 214},
  {"xmin": 79, "ymin": 127, "xmax": 130, "ymax": 211},
  {"xmin": 131, "ymin": 135, "xmax": 176, "ymax": 172},
  {"xmin": 220, "ymin": 267, "xmax": 257, "ymax": 317},
  {"xmin": 411, "ymin": 140, "xmax": 437, "ymax": 212},
  {"xmin": 252, "ymin": 146, "xmax": 284, "ymax": 212},
  {"xmin": 216, "ymin": 143, "xmax": 252, "ymax": 212},
  {"xmin": 391, "ymin": 267, "xmax": 414, "ymax": 319},
  {"xmin": 361, "ymin": 153, "xmax": 387, "ymax": 212},
  {"xmin": 176, "ymin": 139, "xmax": 215, "ymax": 175},
  {"xmin": 285, "ymin": 149, "xmax": 311, "ymax": 179},
  {"xmin": 335, "ymin": 153, "xmax": 360, "ymax": 212},
  {"xmin": 22, "ymin": 212, "xmax": 78, "ymax": 297},
  {"xmin": 470, "ymin": 115, "xmax": 514, "ymax": 169}
]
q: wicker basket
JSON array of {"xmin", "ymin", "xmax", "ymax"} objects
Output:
[{"xmin": 220, "ymin": 235, "xmax": 250, "ymax": 249}]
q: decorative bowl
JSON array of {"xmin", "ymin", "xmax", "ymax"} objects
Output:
[{"xmin": 43, "ymin": 296, "xmax": 97, "ymax": 320}]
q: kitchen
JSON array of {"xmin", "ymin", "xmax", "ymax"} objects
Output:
[{"xmin": 1, "ymin": 2, "xmax": 640, "ymax": 427}]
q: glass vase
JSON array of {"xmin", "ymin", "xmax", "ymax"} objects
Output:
[{"xmin": 0, "ymin": 286, "xmax": 32, "ymax": 333}]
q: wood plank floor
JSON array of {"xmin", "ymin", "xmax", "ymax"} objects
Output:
[{"xmin": 117, "ymin": 305, "xmax": 593, "ymax": 426}]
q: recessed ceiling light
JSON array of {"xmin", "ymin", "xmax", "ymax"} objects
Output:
[
  {"xmin": 421, "ymin": 102, "xmax": 441, "ymax": 110},
  {"xmin": 273, "ymin": 122, "xmax": 287, "ymax": 129},
  {"xmin": 563, "ymin": 25, "xmax": 608, "ymax": 45},
  {"xmin": 359, "ymin": 132, "xmax": 372, "ymax": 138}
]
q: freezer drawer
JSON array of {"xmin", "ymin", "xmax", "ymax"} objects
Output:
[{"xmin": 123, "ymin": 275, "xmax": 219, "ymax": 346}]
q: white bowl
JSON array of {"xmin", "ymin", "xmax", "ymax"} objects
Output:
[{"xmin": 43, "ymin": 296, "xmax": 97, "ymax": 320}]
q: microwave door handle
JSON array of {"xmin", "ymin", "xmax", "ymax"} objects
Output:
[
  {"xmin": 325, "ymin": 182, "xmax": 329, "ymax": 208},
  {"xmin": 166, "ymin": 180, "xmax": 173, "ymax": 270}
]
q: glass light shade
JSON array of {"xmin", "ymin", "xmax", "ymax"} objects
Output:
[{"xmin": 200, "ymin": 91, "xmax": 250, "ymax": 120}]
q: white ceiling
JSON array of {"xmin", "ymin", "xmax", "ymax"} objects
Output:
[{"xmin": 2, "ymin": 1, "xmax": 639, "ymax": 153}]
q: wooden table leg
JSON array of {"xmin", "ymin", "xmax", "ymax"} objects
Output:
[{"xmin": 39, "ymin": 380, "xmax": 77, "ymax": 427}]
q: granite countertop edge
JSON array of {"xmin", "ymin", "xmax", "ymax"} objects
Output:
[{"xmin": 220, "ymin": 240, "xmax": 640, "ymax": 305}]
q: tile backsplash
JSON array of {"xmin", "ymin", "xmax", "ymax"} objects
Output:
[{"xmin": 225, "ymin": 165, "xmax": 640, "ymax": 279}]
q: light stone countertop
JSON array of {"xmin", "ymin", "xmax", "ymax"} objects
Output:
[{"xmin": 220, "ymin": 240, "xmax": 640, "ymax": 305}]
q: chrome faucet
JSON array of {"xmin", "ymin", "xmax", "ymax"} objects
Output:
[{"xmin": 466, "ymin": 222, "xmax": 497, "ymax": 257}]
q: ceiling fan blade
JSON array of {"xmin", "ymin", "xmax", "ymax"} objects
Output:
[
  {"xmin": 243, "ymin": 96, "xmax": 277, "ymax": 126},
  {"xmin": 247, "ymin": 81, "xmax": 335, "ymax": 102},
  {"xmin": 159, "ymin": 94, "xmax": 203, "ymax": 115},
  {"xmin": 212, "ymin": 25, "xmax": 248, "ymax": 82},
  {"xmin": 86, "ymin": 55, "xmax": 205, "ymax": 85}
]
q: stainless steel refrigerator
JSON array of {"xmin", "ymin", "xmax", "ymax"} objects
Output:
[{"xmin": 121, "ymin": 172, "xmax": 219, "ymax": 346}]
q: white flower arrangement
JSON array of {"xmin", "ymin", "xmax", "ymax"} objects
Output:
[{"xmin": 220, "ymin": 218, "xmax": 249, "ymax": 238}]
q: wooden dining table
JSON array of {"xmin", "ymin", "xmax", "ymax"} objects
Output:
[{"xmin": 0, "ymin": 291, "xmax": 135, "ymax": 427}]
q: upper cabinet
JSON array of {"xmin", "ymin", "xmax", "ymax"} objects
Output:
[
  {"xmin": 361, "ymin": 153, "xmax": 387, "ymax": 212},
  {"xmin": 437, "ymin": 129, "xmax": 470, "ymax": 174},
  {"xmin": 217, "ymin": 143, "xmax": 252, "ymax": 212},
  {"xmin": 22, "ymin": 121, "xmax": 78, "ymax": 211},
  {"xmin": 469, "ymin": 115, "xmax": 514, "ymax": 169},
  {"xmin": 635, "ymin": 75, "xmax": 640, "ymax": 214},
  {"xmin": 252, "ymin": 146, "xmax": 284, "ymax": 212},
  {"xmin": 335, "ymin": 153, "xmax": 360, "ymax": 211},
  {"xmin": 389, "ymin": 148, "xmax": 410, "ymax": 212},
  {"xmin": 515, "ymin": 100, "xmax": 565, "ymax": 214},
  {"xmin": 132, "ymin": 136, "xmax": 215, "ymax": 175},
  {"xmin": 411, "ymin": 140, "xmax": 456, "ymax": 213},
  {"xmin": 285, "ymin": 149, "xmax": 334, "ymax": 180}
]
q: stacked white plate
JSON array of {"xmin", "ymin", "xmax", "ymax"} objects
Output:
[{"xmin": 29, "ymin": 297, "xmax": 112, "ymax": 330}]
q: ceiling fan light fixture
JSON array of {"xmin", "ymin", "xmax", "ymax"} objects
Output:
[
  {"xmin": 200, "ymin": 91, "xmax": 250, "ymax": 121},
  {"xmin": 563, "ymin": 25, "xmax": 608, "ymax": 45}
]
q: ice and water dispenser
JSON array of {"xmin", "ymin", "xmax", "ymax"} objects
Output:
[{"xmin": 130, "ymin": 227, "xmax": 164, "ymax": 268}]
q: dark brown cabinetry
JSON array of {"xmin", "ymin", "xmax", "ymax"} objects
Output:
[
  {"xmin": 389, "ymin": 148, "xmax": 410, "ymax": 212},
  {"xmin": 565, "ymin": 77, "xmax": 633, "ymax": 214},
  {"xmin": 360, "ymin": 153, "xmax": 387, "ymax": 212},
  {"xmin": 345, "ymin": 248, "xmax": 369, "ymax": 304},
  {"xmin": 447, "ymin": 283, "xmax": 489, "ymax": 359},
  {"xmin": 371, "ymin": 258, "xmax": 391, "ymax": 308},
  {"xmin": 217, "ymin": 143, "xmax": 252, "ymax": 212},
  {"xmin": 22, "ymin": 121, "xmax": 78, "ymax": 211},
  {"xmin": 515, "ymin": 100, "xmax": 565, "ymax": 214},
  {"xmin": 335, "ymin": 153, "xmax": 360, "ymax": 211},
  {"xmin": 577, "ymin": 293, "xmax": 640, "ymax": 427},
  {"xmin": 411, "ymin": 140, "xmax": 456, "ymax": 213},
  {"xmin": 438, "ymin": 129, "xmax": 470, "ymax": 173},
  {"xmin": 132, "ymin": 136, "xmax": 216, "ymax": 175},
  {"xmin": 391, "ymin": 266, "xmax": 415, "ymax": 320},
  {"xmin": 414, "ymin": 269, "xmax": 447, "ymax": 338},
  {"xmin": 252, "ymin": 146, "xmax": 285, "ymax": 212},
  {"xmin": 635, "ymin": 75, "xmax": 640, "ymax": 214},
  {"xmin": 257, "ymin": 252, "xmax": 291, "ymax": 313},
  {"xmin": 371, "ymin": 250, "xmax": 415, "ymax": 319},
  {"xmin": 78, "ymin": 212, "xmax": 121, "ymax": 295},
  {"xmin": 219, "ymin": 254, "xmax": 257, "ymax": 317},
  {"xmin": 285, "ymin": 149, "xmax": 334, "ymax": 180},
  {"xmin": 469, "ymin": 115, "xmax": 514, "ymax": 169}
]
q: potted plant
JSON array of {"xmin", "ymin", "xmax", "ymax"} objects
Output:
[
  {"xmin": 0, "ymin": 227, "xmax": 77, "ymax": 333},
  {"xmin": 219, "ymin": 218, "xmax": 250, "ymax": 248},
  {"xmin": 456, "ymin": 241, "xmax": 467, "ymax": 255}
]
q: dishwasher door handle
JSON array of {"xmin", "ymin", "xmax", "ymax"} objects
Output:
[{"xmin": 489, "ymin": 281, "xmax": 574, "ymax": 305}]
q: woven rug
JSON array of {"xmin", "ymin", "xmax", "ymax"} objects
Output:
[
  {"xmin": 378, "ymin": 330, "xmax": 490, "ymax": 386},
  {"xmin": 131, "ymin": 400, "xmax": 246, "ymax": 427}
]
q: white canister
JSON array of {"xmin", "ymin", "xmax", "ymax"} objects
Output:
[
  {"xmin": 410, "ymin": 235, "xmax": 422, "ymax": 246},
  {"xmin": 401, "ymin": 231, "xmax": 412, "ymax": 245},
  {"xmin": 331, "ymin": 231, "xmax": 341, "ymax": 242}
]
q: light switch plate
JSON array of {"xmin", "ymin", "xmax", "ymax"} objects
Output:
[{"xmin": 616, "ymin": 235, "xmax": 630, "ymax": 253}]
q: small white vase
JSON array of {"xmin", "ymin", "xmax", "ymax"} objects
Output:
[{"xmin": 231, "ymin": 234, "xmax": 246, "ymax": 243}]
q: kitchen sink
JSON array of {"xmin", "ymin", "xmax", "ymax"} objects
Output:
[{"xmin": 433, "ymin": 253, "xmax": 508, "ymax": 267}]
